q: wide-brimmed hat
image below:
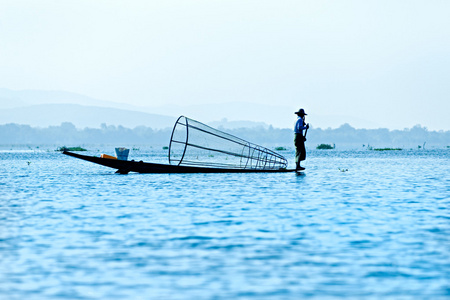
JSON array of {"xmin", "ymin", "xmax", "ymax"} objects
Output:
[{"xmin": 294, "ymin": 108, "xmax": 307, "ymax": 116}]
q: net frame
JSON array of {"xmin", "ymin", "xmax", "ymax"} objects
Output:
[{"xmin": 168, "ymin": 116, "xmax": 287, "ymax": 170}]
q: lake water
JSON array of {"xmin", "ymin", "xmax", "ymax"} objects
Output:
[{"xmin": 1, "ymin": 147, "xmax": 449, "ymax": 299}]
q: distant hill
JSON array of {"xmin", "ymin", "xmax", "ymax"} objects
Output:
[
  {"xmin": 0, "ymin": 88, "xmax": 384, "ymax": 129},
  {"xmin": 0, "ymin": 104, "xmax": 176, "ymax": 129},
  {"xmin": 139, "ymin": 102, "xmax": 384, "ymax": 130},
  {"xmin": 208, "ymin": 118, "xmax": 270, "ymax": 129},
  {"xmin": 0, "ymin": 88, "xmax": 129, "ymax": 110}
]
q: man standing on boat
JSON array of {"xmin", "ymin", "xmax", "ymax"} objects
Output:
[{"xmin": 294, "ymin": 108, "xmax": 309, "ymax": 171}]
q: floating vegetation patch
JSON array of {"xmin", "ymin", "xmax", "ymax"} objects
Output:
[
  {"xmin": 373, "ymin": 148, "xmax": 402, "ymax": 151},
  {"xmin": 56, "ymin": 146, "xmax": 87, "ymax": 152},
  {"xmin": 275, "ymin": 146, "xmax": 287, "ymax": 151},
  {"xmin": 316, "ymin": 144, "xmax": 335, "ymax": 150}
]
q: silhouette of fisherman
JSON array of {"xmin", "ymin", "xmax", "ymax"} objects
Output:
[{"xmin": 294, "ymin": 108, "xmax": 309, "ymax": 171}]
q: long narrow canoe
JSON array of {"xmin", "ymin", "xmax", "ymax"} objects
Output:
[{"xmin": 63, "ymin": 151, "xmax": 296, "ymax": 174}]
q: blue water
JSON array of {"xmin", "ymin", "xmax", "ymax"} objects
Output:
[{"xmin": 1, "ymin": 148, "xmax": 449, "ymax": 299}]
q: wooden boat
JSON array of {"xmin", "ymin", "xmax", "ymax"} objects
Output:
[
  {"xmin": 63, "ymin": 116, "xmax": 297, "ymax": 174},
  {"xmin": 63, "ymin": 151, "xmax": 296, "ymax": 174}
]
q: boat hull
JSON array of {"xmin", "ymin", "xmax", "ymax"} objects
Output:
[{"xmin": 63, "ymin": 151, "xmax": 296, "ymax": 174}]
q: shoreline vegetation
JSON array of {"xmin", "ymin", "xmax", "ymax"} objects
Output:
[
  {"xmin": 56, "ymin": 146, "xmax": 87, "ymax": 152},
  {"xmin": 1, "ymin": 122, "xmax": 449, "ymax": 150},
  {"xmin": 316, "ymin": 144, "xmax": 335, "ymax": 150},
  {"xmin": 373, "ymin": 148, "xmax": 403, "ymax": 151}
]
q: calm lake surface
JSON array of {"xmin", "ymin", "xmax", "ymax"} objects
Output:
[{"xmin": 1, "ymin": 148, "xmax": 449, "ymax": 299}]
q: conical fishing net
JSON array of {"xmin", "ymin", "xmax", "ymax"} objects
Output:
[{"xmin": 169, "ymin": 116, "xmax": 287, "ymax": 170}]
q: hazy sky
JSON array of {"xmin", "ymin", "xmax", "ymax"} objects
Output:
[{"xmin": 1, "ymin": 1, "xmax": 449, "ymax": 130}]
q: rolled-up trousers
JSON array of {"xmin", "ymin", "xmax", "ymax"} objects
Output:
[{"xmin": 294, "ymin": 133, "xmax": 306, "ymax": 166}]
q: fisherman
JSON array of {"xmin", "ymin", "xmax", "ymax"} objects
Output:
[{"xmin": 294, "ymin": 108, "xmax": 309, "ymax": 171}]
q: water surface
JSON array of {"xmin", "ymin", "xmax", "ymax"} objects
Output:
[{"xmin": 1, "ymin": 148, "xmax": 449, "ymax": 299}]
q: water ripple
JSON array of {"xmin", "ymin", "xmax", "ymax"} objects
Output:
[{"xmin": 0, "ymin": 149, "xmax": 449, "ymax": 299}]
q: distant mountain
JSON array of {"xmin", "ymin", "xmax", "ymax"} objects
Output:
[
  {"xmin": 0, "ymin": 104, "xmax": 176, "ymax": 129},
  {"xmin": 0, "ymin": 88, "xmax": 384, "ymax": 129},
  {"xmin": 208, "ymin": 119, "xmax": 270, "ymax": 129},
  {"xmin": 0, "ymin": 89, "xmax": 286, "ymax": 127},
  {"xmin": 145, "ymin": 102, "xmax": 292, "ymax": 129},
  {"xmin": 0, "ymin": 88, "xmax": 129, "ymax": 110},
  {"xmin": 139, "ymin": 102, "xmax": 383, "ymax": 130},
  {"xmin": 0, "ymin": 89, "xmax": 283, "ymax": 129}
]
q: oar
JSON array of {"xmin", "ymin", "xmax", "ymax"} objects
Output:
[{"xmin": 304, "ymin": 121, "xmax": 309, "ymax": 140}]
